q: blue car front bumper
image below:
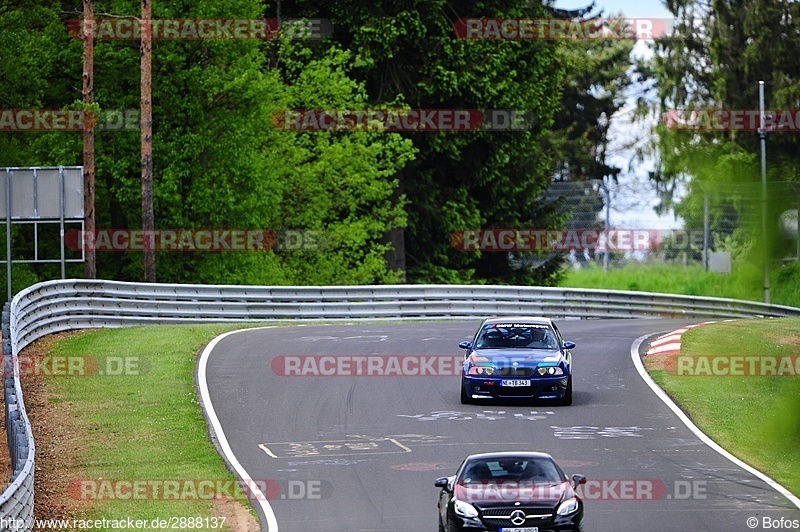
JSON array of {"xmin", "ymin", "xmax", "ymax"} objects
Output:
[{"xmin": 463, "ymin": 374, "xmax": 570, "ymax": 401}]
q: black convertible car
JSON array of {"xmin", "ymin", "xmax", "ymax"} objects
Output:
[{"xmin": 435, "ymin": 452, "xmax": 586, "ymax": 532}]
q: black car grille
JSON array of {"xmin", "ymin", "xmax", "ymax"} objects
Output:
[
  {"xmin": 480, "ymin": 506, "xmax": 555, "ymax": 527},
  {"xmin": 495, "ymin": 367, "xmax": 534, "ymax": 377}
]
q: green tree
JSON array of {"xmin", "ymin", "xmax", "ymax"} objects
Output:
[
  {"xmin": 546, "ymin": 12, "xmax": 634, "ymax": 185},
  {"xmin": 278, "ymin": 0, "xmax": 574, "ymax": 284},
  {"xmin": 0, "ymin": 0, "xmax": 81, "ymax": 166},
  {"xmin": 640, "ymin": 0, "xmax": 800, "ymax": 253},
  {"xmin": 1, "ymin": 0, "xmax": 415, "ymax": 286},
  {"xmin": 2, "ymin": 0, "xmax": 639, "ymax": 288},
  {"xmin": 542, "ymin": 9, "xmax": 634, "ymax": 269},
  {"xmin": 276, "ymin": 0, "xmax": 639, "ymax": 284}
]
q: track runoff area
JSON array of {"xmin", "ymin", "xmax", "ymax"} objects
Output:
[{"xmin": 199, "ymin": 319, "xmax": 800, "ymax": 531}]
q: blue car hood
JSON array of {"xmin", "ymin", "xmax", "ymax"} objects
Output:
[{"xmin": 469, "ymin": 348, "xmax": 564, "ymax": 366}]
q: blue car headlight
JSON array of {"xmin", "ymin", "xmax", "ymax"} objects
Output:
[
  {"xmin": 468, "ymin": 365, "xmax": 496, "ymax": 376},
  {"xmin": 537, "ymin": 366, "xmax": 564, "ymax": 376}
]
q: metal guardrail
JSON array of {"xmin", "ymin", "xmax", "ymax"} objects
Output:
[
  {"xmin": 2, "ymin": 278, "xmax": 800, "ymax": 527},
  {"xmin": 1, "ymin": 303, "xmax": 34, "ymax": 530}
]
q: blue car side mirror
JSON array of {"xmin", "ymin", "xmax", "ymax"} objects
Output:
[
  {"xmin": 459, "ymin": 341, "xmax": 472, "ymax": 350},
  {"xmin": 562, "ymin": 341, "xmax": 576, "ymax": 350}
]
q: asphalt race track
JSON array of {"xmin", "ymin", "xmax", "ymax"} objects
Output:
[{"xmin": 201, "ymin": 319, "xmax": 800, "ymax": 531}]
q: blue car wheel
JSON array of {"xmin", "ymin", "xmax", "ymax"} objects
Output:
[
  {"xmin": 460, "ymin": 378, "xmax": 471, "ymax": 404},
  {"xmin": 559, "ymin": 375, "xmax": 573, "ymax": 405}
]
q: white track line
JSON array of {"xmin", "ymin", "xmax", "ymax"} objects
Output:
[
  {"xmin": 631, "ymin": 332, "xmax": 800, "ymax": 510},
  {"xmin": 198, "ymin": 328, "xmax": 279, "ymax": 531}
]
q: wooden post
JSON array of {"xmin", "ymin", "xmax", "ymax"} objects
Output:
[
  {"xmin": 82, "ymin": 0, "xmax": 96, "ymax": 279},
  {"xmin": 141, "ymin": 0, "xmax": 155, "ymax": 282}
]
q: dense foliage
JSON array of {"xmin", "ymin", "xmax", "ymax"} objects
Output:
[
  {"xmin": 0, "ymin": 0, "xmax": 633, "ymax": 288},
  {"xmin": 639, "ymin": 0, "xmax": 800, "ymax": 259}
]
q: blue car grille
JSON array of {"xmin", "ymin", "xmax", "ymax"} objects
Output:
[{"xmin": 495, "ymin": 366, "xmax": 534, "ymax": 377}]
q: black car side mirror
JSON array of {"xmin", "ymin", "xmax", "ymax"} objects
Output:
[
  {"xmin": 459, "ymin": 341, "xmax": 472, "ymax": 350},
  {"xmin": 563, "ymin": 341, "xmax": 576, "ymax": 350},
  {"xmin": 434, "ymin": 477, "xmax": 451, "ymax": 490},
  {"xmin": 571, "ymin": 474, "xmax": 587, "ymax": 488}
]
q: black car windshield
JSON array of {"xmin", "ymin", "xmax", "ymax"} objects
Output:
[
  {"xmin": 459, "ymin": 457, "xmax": 564, "ymax": 484},
  {"xmin": 475, "ymin": 323, "xmax": 557, "ymax": 349}
]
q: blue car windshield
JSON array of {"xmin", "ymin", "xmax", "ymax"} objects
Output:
[{"xmin": 475, "ymin": 323, "xmax": 556, "ymax": 349}]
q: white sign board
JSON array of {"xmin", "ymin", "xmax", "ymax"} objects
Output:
[
  {"xmin": 0, "ymin": 167, "xmax": 83, "ymax": 219},
  {"xmin": 709, "ymin": 251, "xmax": 732, "ymax": 274}
]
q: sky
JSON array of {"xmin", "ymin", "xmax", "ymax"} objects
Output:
[
  {"xmin": 555, "ymin": 0, "xmax": 672, "ymax": 20},
  {"xmin": 554, "ymin": 0, "xmax": 683, "ymax": 231}
]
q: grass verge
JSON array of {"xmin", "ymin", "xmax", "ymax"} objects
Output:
[
  {"xmin": 645, "ymin": 318, "xmax": 800, "ymax": 497},
  {"xmin": 25, "ymin": 323, "xmax": 267, "ymax": 530}
]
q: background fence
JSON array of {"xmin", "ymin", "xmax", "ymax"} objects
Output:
[
  {"xmin": 543, "ymin": 179, "xmax": 800, "ymax": 270},
  {"xmin": 2, "ymin": 278, "xmax": 800, "ymax": 528}
]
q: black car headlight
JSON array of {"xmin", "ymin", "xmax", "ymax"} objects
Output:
[
  {"xmin": 537, "ymin": 366, "xmax": 564, "ymax": 376},
  {"xmin": 556, "ymin": 496, "xmax": 579, "ymax": 515},
  {"xmin": 454, "ymin": 499, "xmax": 480, "ymax": 519}
]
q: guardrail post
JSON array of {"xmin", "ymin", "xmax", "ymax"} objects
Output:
[{"xmin": 703, "ymin": 191, "xmax": 710, "ymax": 271}]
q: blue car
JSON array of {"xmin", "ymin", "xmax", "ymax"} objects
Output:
[{"xmin": 460, "ymin": 317, "xmax": 575, "ymax": 406}]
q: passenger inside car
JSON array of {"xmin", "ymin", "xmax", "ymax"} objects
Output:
[{"xmin": 463, "ymin": 461, "xmax": 493, "ymax": 483}]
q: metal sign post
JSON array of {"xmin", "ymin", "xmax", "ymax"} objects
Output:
[
  {"xmin": 758, "ymin": 81, "xmax": 770, "ymax": 304},
  {"xmin": 1, "ymin": 166, "xmax": 85, "ymax": 301},
  {"xmin": 5, "ymin": 169, "xmax": 10, "ymax": 301}
]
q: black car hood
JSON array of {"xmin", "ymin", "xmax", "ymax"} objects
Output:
[{"xmin": 454, "ymin": 480, "xmax": 572, "ymax": 506}]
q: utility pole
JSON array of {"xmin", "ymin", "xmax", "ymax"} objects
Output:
[
  {"xmin": 141, "ymin": 0, "xmax": 156, "ymax": 282},
  {"xmin": 758, "ymin": 80, "xmax": 769, "ymax": 304},
  {"xmin": 602, "ymin": 179, "xmax": 610, "ymax": 270},
  {"xmin": 82, "ymin": 0, "xmax": 96, "ymax": 279}
]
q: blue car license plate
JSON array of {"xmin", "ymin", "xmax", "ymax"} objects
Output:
[{"xmin": 501, "ymin": 379, "xmax": 531, "ymax": 387}]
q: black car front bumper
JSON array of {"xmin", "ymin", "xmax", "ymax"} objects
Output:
[{"xmin": 447, "ymin": 504, "xmax": 584, "ymax": 532}]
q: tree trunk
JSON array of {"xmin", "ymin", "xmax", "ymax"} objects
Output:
[
  {"xmin": 141, "ymin": 0, "xmax": 155, "ymax": 282},
  {"xmin": 82, "ymin": 0, "xmax": 96, "ymax": 279}
]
